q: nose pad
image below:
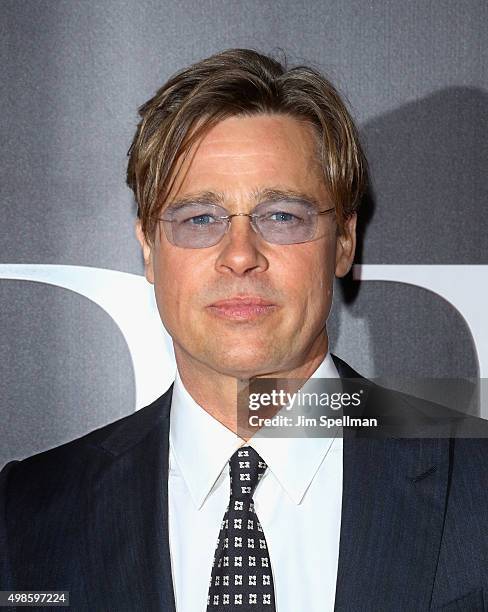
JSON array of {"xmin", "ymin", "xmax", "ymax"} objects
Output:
[{"xmin": 225, "ymin": 214, "xmax": 259, "ymax": 244}]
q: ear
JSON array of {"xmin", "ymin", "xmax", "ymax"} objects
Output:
[
  {"xmin": 135, "ymin": 220, "xmax": 155, "ymax": 284},
  {"xmin": 335, "ymin": 213, "xmax": 357, "ymax": 278}
]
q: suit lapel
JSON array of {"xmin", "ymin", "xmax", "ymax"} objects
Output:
[
  {"xmin": 80, "ymin": 387, "xmax": 176, "ymax": 612},
  {"xmin": 331, "ymin": 354, "xmax": 451, "ymax": 611}
]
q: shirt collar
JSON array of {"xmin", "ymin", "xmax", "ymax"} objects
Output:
[{"xmin": 170, "ymin": 352, "xmax": 342, "ymax": 509}]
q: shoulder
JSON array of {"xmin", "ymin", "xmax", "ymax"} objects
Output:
[
  {"xmin": 0, "ymin": 385, "xmax": 174, "ymax": 497},
  {"xmin": 332, "ymin": 354, "xmax": 488, "ymax": 450}
]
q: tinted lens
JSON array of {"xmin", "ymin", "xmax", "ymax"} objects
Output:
[
  {"xmin": 254, "ymin": 200, "xmax": 317, "ymax": 244},
  {"xmin": 163, "ymin": 203, "xmax": 227, "ymax": 248}
]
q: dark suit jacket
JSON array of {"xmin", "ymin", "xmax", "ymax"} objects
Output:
[{"xmin": 1, "ymin": 355, "xmax": 487, "ymax": 611}]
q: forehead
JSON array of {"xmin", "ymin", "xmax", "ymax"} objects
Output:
[{"xmin": 169, "ymin": 114, "xmax": 326, "ymax": 202}]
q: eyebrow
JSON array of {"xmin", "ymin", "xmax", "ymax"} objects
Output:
[
  {"xmin": 165, "ymin": 187, "xmax": 322, "ymax": 210},
  {"xmin": 252, "ymin": 188, "xmax": 322, "ymax": 209},
  {"xmin": 165, "ymin": 191, "xmax": 226, "ymax": 209}
]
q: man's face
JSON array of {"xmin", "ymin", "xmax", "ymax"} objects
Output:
[{"xmin": 137, "ymin": 114, "xmax": 356, "ymax": 379}]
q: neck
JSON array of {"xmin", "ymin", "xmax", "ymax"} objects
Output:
[{"xmin": 174, "ymin": 333, "xmax": 329, "ymax": 438}]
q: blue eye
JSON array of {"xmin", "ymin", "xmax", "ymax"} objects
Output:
[
  {"xmin": 269, "ymin": 211, "xmax": 299, "ymax": 223},
  {"xmin": 188, "ymin": 214, "xmax": 216, "ymax": 225}
]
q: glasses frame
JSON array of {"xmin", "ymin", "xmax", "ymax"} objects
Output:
[{"xmin": 156, "ymin": 202, "xmax": 336, "ymax": 248}]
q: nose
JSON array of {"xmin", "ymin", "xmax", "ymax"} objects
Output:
[{"xmin": 215, "ymin": 215, "xmax": 269, "ymax": 277}]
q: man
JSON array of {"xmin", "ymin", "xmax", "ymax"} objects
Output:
[{"xmin": 1, "ymin": 49, "xmax": 487, "ymax": 611}]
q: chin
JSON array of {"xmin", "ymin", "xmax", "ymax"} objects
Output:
[{"xmin": 206, "ymin": 345, "xmax": 284, "ymax": 379}]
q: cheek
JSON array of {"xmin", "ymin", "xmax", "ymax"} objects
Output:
[
  {"xmin": 303, "ymin": 266, "xmax": 334, "ymax": 323},
  {"xmin": 152, "ymin": 253, "xmax": 185, "ymax": 321},
  {"xmin": 153, "ymin": 249, "xmax": 209, "ymax": 322},
  {"xmin": 279, "ymin": 244, "xmax": 335, "ymax": 309}
]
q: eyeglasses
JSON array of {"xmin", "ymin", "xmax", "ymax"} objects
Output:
[{"xmin": 156, "ymin": 200, "xmax": 336, "ymax": 248}]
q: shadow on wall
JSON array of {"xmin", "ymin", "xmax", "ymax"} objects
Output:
[{"xmin": 329, "ymin": 86, "xmax": 487, "ymax": 403}]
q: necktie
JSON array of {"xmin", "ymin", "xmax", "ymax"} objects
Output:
[{"xmin": 207, "ymin": 447, "xmax": 277, "ymax": 610}]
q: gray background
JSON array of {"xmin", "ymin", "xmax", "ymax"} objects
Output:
[{"xmin": 1, "ymin": 0, "xmax": 486, "ymax": 467}]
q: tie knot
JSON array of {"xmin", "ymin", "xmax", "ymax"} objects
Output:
[{"xmin": 229, "ymin": 447, "xmax": 267, "ymax": 500}]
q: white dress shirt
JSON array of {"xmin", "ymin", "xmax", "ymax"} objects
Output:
[{"xmin": 168, "ymin": 353, "xmax": 343, "ymax": 612}]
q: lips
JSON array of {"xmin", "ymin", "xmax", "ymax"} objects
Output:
[{"xmin": 207, "ymin": 296, "xmax": 277, "ymax": 321}]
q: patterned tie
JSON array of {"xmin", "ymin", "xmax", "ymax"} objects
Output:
[{"xmin": 207, "ymin": 447, "xmax": 276, "ymax": 610}]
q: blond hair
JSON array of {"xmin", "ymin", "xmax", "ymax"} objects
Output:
[{"xmin": 127, "ymin": 48, "xmax": 368, "ymax": 241}]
